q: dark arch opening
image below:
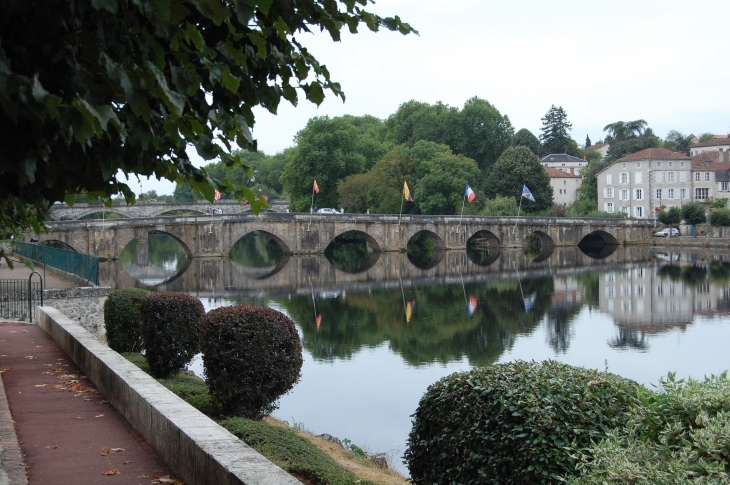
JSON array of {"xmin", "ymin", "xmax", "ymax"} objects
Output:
[
  {"xmin": 228, "ymin": 230, "xmax": 287, "ymax": 279},
  {"xmin": 407, "ymin": 230, "xmax": 446, "ymax": 269},
  {"xmin": 467, "ymin": 230, "xmax": 501, "ymax": 249},
  {"xmin": 39, "ymin": 240, "xmax": 76, "ymax": 251},
  {"xmin": 324, "ymin": 231, "xmax": 382, "ymax": 274},
  {"xmin": 466, "ymin": 247, "xmax": 501, "ymax": 266},
  {"xmin": 119, "ymin": 231, "xmax": 191, "ymax": 286},
  {"xmin": 578, "ymin": 231, "xmax": 620, "ymax": 259}
]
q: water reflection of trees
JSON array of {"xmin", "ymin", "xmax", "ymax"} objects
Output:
[
  {"xmin": 229, "ymin": 231, "xmax": 283, "ymax": 267},
  {"xmin": 324, "ymin": 233, "xmax": 376, "ymax": 273},
  {"xmin": 280, "ymin": 277, "xmax": 555, "ymax": 367},
  {"xmin": 608, "ymin": 327, "xmax": 649, "ymax": 351},
  {"xmin": 120, "ymin": 232, "xmax": 188, "ymax": 270}
]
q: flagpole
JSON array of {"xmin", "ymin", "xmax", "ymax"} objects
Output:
[
  {"xmin": 513, "ymin": 194, "xmax": 523, "ymax": 234},
  {"xmin": 458, "ymin": 193, "xmax": 466, "ymax": 231},
  {"xmin": 397, "ymin": 190, "xmax": 405, "ymax": 232},
  {"xmin": 398, "ymin": 269, "xmax": 408, "ymax": 323}
]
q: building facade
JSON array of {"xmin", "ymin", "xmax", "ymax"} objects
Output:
[
  {"xmin": 585, "ymin": 143, "xmax": 610, "ymax": 159},
  {"xmin": 540, "ymin": 153, "xmax": 588, "ymax": 176},
  {"xmin": 545, "ymin": 166, "xmax": 581, "ymax": 206},
  {"xmin": 596, "ymin": 148, "xmax": 691, "ymax": 218},
  {"xmin": 691, "ymin": 151, "xmax": 730, "ymax": 203},
  {"xmin": 690, "ymin": 138, "xmax": 730, "ymax": 156}
]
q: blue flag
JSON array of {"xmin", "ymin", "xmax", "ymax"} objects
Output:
[{"xmin": 522, "ymin": 185, "xmax": 535, "ymax": 202}]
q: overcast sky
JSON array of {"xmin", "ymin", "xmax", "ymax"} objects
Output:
[{"xmin": 136, "ymin": 0, "xmax": 730, "ymax": 195}]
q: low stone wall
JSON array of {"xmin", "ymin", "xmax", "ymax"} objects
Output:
[
  {"xmin": 37, "ymin": 306, "xmax": 301, "ymax": 485},
  {"xmin": 41, "ymin": 287, "xmax": 109, "ymax": 340}
]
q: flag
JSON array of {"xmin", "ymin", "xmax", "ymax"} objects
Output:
[
  {"xmin": 521, "ymin": 185, "xmax": 535, "ymax": 202},
  {"xmin": 523, "ymin": 293, "xmax": 536, "ymax": 313},
  {"xmin": 316, "ymin": 314, "xmax": 322, "ymax": 330},
  {"xmin": 465, "ymin": 184, "xmax": 476, "ymax": 203},
  {"xmin": 313, "ymin": 179, "xmax": 319, "ymax": 194},
  {"xmin": 467, "ymin": 295, "xmax": 478, "ymax": 316},
  {"xmin": 406, "ymin": 299, "xmax": 416, "ymax": 323},
  {"xmin": 403, "ymin": 181, "xmax": 411, "ymax": 202},
  {"xmin": 214, "ymin": 189, "xmax": 222, "ymax": 201}
]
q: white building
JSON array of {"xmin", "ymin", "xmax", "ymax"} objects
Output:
[
  {"xmin": 691, "ymin": 151, "xmax": 730, "ymax": 203},
  {"xmin": 545, "ymin": 166, "xmax": 581, "ymax": 206},
  {"xmin": 596, "ymin": 148, "xmax": 691, "ymax": 218},
  {"xmin": 690, "ymin": 138, "xmax": 730, "ymax": 156},
  {"xmin": 540, "ymin": 153, "xmax": 588, "ymax": 176},
  {"xmin": 585, "ymin": 143, "xmax": 610, "ymax": 159}
]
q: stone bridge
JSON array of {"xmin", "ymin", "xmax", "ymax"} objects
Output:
[
  {"xmin": 35, "ymin": 213, "xmax": 654, "ymax": 260},
  {"xmin": 48, "ymin": 199, "xmax": 289, "ymax": 220}
]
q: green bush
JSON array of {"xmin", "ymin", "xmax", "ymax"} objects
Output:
[
  {"xmin": 103, "ymin": 288, "xmax": 150, "ymax": 352},
  {"xmin": 405, "ymin": 360, "xmax": 641, "ymax": 485},
  {"xmin": 139, "ymin": 292, "xmax": 204, "ymax": 378},
  {"xmin": 570, "ymin": 372, "xmax": 730, "ymax": 484},
  {"xmin": 198, "ymin": 305, "xmax": 303, "ymax": 419},
  {"xmin": 710, "ymin": 208, "xmax": 730, "ymax": 226},
  {"xmin": 682, "ymin": 201, "xmax": 707, "ymax": 225}
]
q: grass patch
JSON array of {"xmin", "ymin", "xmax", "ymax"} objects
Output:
[{"xmin": 122, "ymin": 352, "xmax": 378, "ymax": 485}]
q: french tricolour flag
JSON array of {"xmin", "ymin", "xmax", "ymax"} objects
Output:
[{"xmin": 465, "ymin": 184, "xmax": 476, "ymax": 203}]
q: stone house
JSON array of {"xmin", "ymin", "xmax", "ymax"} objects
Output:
[
  {"xmin": 545, "ymin": 166, "xmax": 581, "ymax": 206},
  {"xmin": 596, "ymin": 148, "xmax": 692, "ymax": 218},
  {"xmin": 585, "ymin": 143, "xmax": 610, "ymax": 159},
  {"xmin": 691, "ymin": 151, "xmax": 730, "ymax": 204},
  {"xmin": 690, "ymin": 138, "xmax": 730, "ymax": 156},
  {"xmin": 540, "ymin": 153, "xmax": 589, "ymax": 176}
]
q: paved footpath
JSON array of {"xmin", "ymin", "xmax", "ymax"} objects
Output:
[{"xmin": 0, "ymin": 322, "xmax": 182, "ymax": 485}]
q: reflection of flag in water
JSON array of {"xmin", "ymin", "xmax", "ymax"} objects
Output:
[
  {"xmin": 523, "ymin": 293, "xmax": 536, "ymax": 313},
  {"xmin": 467, "ymin": 295, "xmax": 478, "ymax": 316},
  {"xmin": 316, "ymin": 314, "xmax": 322, "ymax": 330},
  {"xmin": 405, "ymin": 299, "xmax": 416, "ymax": 322}
]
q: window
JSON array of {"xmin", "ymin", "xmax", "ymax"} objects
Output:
[
  {"xmin": 605, "ymin": 202, "xmax": 614, "ymax": 213},
  {"xmin": 620, "ymin": 189, "xmax": 629, "ymax": 200},
  {"xmin": 667, "ymin": 172, "xmax": 675, "ymax": 183},
  {"xmin": 564, "ymin": 180, "xmax": 566, "ymax": 185},
  {"xmin": 669, "ymin": 162, "xmax": 673, "ymax": 167},
  {"xmin": 656, "ymin": 189, "xmax": 662, "ymax": 199},
  {"xmin": 635, "ymin": 206, "xmax": 644, "ymax": 218},
  {"xmin": 621, "ymin": 207, "xmax": 630, "ymax": 215},
  {"xmin": 680, "ymin": 188, "xmax": 687, "ymax": 200},
  {"xmin": 656, "ymin": 161, "xmax": 661, "ymax": 167},
  {"xmin": 680, "ymin": 171, "xmax": 687, "ymax": 183},
  {"xmin": 706, "ymin": 172, "xmax": 711, "ymax": 181},
  {"xmin": 606, "ymin": 174, "xmax": 613, "ymax": 185},
  {"xmin": 681, "ymin": 162, "xmax": 685, "ymax": 167},
  {"xmin": 622, "ymin": 162, "xmax": 627, "ymax": 168},
  {"xmin": 695, "ymin": 172, "xmax": 701, "ymax": 182},
  {"xmin": 620, "ymin": 172, "xmax": 629, "ymax": 184},
  {"xmin": 723, "ymin": 182, "xmax": 729, "ymax": 192},
  {"xmin": 696, "ymin": 188, "xmax": 709, "ymax": 200},
  {"xmin": 667, "ymin": 189, "xmax": 674, "ymax": 199},
  {"xmin": 636, "ymin": 162, "xmax": 641, "ymax": 168},
  {"xmin": 656, "ymin": 171, "xmax": 664, "ymax": 183},
  {"xmin": 635, "ymin": 189, "xmax": 643, "ymax": 200},
  {"xmin": 635, "ymin": 172, "xmax": 643, "ymax": 183},
  {"xmin": 604, "ymin": 187, "xmax": 615, "ymax": 198}
]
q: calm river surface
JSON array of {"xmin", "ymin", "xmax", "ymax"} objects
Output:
[{"xmin": 100, "ymin": 233, "xmax": 730, "ymax": 475}]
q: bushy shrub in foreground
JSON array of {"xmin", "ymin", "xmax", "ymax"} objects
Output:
[
  {"xmin": 139, "ymin": 292, "xmax": 204, "ymax": 378},
  {"xmin": 570, "ymin": 372, "xmax": 730, "ymax": 484},
  {"xmin": 405, "ymin": 360, "xmax": 641, "ymax": 485},
  {"xmin": 199, "ymin": 305, "xmax": 302, "ymax": 419},
  {"xmin": 104, "ymin": 288, "xmax": 150, "ymax": 352}
]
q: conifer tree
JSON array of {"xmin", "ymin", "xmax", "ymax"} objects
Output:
[{"xmin": 539, "ymin": 105, "xmax": 573, "ymax": 154}]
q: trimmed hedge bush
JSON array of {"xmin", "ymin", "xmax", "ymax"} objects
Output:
[
  {"xmin": 139, "ymin": 292, "xmax": 204, "ymax": 378},
  {"xmin": 103, "ymin": 288, "xmax": 150, "ymax": 352},
  {"xmin": 405, "ymin": 360, "xmax": 641, "ymax": 485},
  {"xmin": 710, "ymin": 208, "xmax": 730, "ymax": 226},
  {"xmin": 199, "ymin": 305, "xmax": 302, "ymax": 419}
]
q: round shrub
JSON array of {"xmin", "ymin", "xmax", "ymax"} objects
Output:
[
  {"xmin": 199, "ymin": 305, "xmax": 303, "ymax": 419},
  {"xmin": 405, "ymin": 360, "xmax": 641, "ymax": 485},
  {"xmin": 103, "ymin": 288, "xmax": 150, "ymax": 352},
  {"xmin": 139, "ymin": 292, "xmax": 204, "ymax": 378},
  {"xmin": 710, "ymin": 208, "xmax": 730, "ymax": 226}
]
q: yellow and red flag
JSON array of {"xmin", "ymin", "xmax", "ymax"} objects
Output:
[
  {"xmin": 403, "ymin": 181, "xmax": 413, "ymax": 202},
  {"xmin": 313, "ymin": 179, "xmax": 320, "ymax": 194}
]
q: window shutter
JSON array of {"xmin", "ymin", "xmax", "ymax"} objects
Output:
[
  {"xmin": 636, "ymin": 172, "xmax": 643, "ymax": 183},
  {"xmin": 606, "ymin": 174, "xmax": 612, "ymax": 185},
  {"xmin": 680, "ymin": 172, "xmax": 686, "ymax": 182}
]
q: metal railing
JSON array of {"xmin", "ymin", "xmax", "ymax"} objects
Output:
[
  {"xmin": 0, "ymin": 272, "xmax": 43, "ymax": 321},
  {"xmin": 13, "ymin": 241, "xmax": 99, "ymax": 285}
]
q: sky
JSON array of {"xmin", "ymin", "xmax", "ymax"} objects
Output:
[{"xmin": 135, "ymin": 0, "xmax": 730, "ymax": 195}]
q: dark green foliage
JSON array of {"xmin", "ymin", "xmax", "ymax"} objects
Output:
[
  {"xmin": 682, "ymin": 202, "xmax": 707, "ymax": 225},
  {"xmin": 485, "ymin": 146, "xmax": 553, "ymax": 212},
  {"xmin": 698, "ymin": 132, "xmax": 715, "ymax": 143},
  {"xmin": 539, "ymin": 105, "xmax": 574, "ymax": 155},
  {"xmin": 664, "ymin": 130, "xmax": 691, "ymax": 153},
  {"xmin": 710, "ymin": 208, "xmax": 730, "ymax": 226},
  {"xmin": 104, "ymin": 288, "xmax": 150, "ymax": 353},
  {"xmin": 658, "ymin": 206, "xmax": 682, "ymax": 226},
  {"xmin": 585, "ymin": 134, "xmax": 592, "ymax": 148},
  {"xmin": 139, "ymin": 292, "xmax": 204, "ymax": 378},
  {"xmin": 405, "ymin": 360, "xmax": 641, "ymax": 485},
  {"xmin": 222, "ymin": 418, "xmax": 374, "ymax": 485},
  {"xmin": 603, "ymin": 120, "xmax": 661, "ymax": 163},
  {"xmin": 198, "ymin": 305, "xmax": 303, "ymax": 419},
  {"xmin": 172, "ymin": 183, "xmax": 197, "ymax": 202},
  {"xmin": 514, "ymin": 128, "xmax": 542, "ymax": 156}
]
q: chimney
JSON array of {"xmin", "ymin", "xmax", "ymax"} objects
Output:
[
  {"xmin": 583, "ymin": 155, "xmax": 586, "ymax": 160},
  {"xmin": 570, "ymin": 168, "xmax": 574, "ymax": 176}
]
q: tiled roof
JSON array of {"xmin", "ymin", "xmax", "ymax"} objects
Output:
[
  {"xmin": 539, "ymin": 153, "xmax": 586, "ymax": 164},
  {"xmin": 616, "ymin": 148, "xmax": 690, "ymax": 162},
  {"xmin": 585, "ymin": 143, "xmax": 608, "ymax": 151},
  {"xmin": 691, "ymin": 151, "xmax": 730, "ymax": 169},
  {"xmin": 690, "ymin": 138, "xmax": 730, "ymax": 148},
  {"xmin": 544, "ymin": 166, "xmax": 579, "ymax": 178}
]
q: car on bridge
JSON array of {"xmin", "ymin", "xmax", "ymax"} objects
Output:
[
  {"xmin": 653, "ymin": 228, "xmax": 679, "ymax": 237},
  {"xmin": 318, "ymin": 208, "xmax": 339, "ymax": 214}
]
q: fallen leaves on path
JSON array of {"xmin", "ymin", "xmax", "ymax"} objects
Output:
[
  {"xmin": 101, "ymin": 469, "xmax": 119, "ymax": 475},
  {"xmin": 34, "ymin": 384, "xmax": 46, "ymax": 387},
  {"xmin": 151, "ymin": 475, "xmax": 184, "ymax": 484}
]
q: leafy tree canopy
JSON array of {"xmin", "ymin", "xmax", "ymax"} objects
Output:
[
  {"xmin": 485, "ymin": 146, "xmax": 553, "ymax": 213},
  {"xmin": 539, "ymin": 105, "xmax": 573, "ymax": 155},
  {"xmin": 682, "ymin": 201, "xmax": 707, "ymax": 225},
  {"xmin": 658, "ymin": 206, "xmax": 682, "ymax": 226},
  {"xmin": 664, "ymin": 130, "xmax": 691, "ymax": 153},
  {"xmin": 0, "ymin": 0, "xmax": 415, "ymax": 238},
  {"xmin": 173, "ymin": 182, "xmax": 197, "ymax": 202},
  {"xmin": 698, "ymin": 132, "xmax": 715, "ymax": 143},
  {"xmin": 603, "ymin": 120, "xmax": 660, "ymax": 163},
  {"xmin": 362, "ymin": 145, "xmax": 419, "ymax": 214},
  {"xmin": 513, "ymin": 128, "xmax": 541, "ymax": 156}
]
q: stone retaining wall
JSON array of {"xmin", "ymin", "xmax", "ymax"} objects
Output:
[
  {"xmin": 41, "ymin": 287, "xmax": 109, "ymax": 340},
  {"xmin": 37, "ymin": 307, "xmax": 301, "ymax": 485}
]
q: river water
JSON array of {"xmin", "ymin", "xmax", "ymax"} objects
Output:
[{"xmin": 99, "ymin": 233, "xmax": 730, "ymax": 475}]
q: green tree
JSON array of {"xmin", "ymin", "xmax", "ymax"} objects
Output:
[
  {"xmin": 603, "ymin": 120, "xmax": 660, "ymax": 162},
  {"xmin": 513, "ymin": 128, "xmax": 541, "ymax": 156},
  {"xmin": 485, "ymin": 146, "xmax": 553, "ymax": 212},
  {"xmin": 539, "ymin": 105, "xmax": 573, "ymax": 155},
  {"xmin": 699, "ymin": 132, "xmax": 715, "ymax": 142},
  {"xmin": 365, "ymin": 146, "xmax": 420, "ymax": 214},
  {"xmin": 173, "ymin": 183, "xmax": 196, "ymax": 202},
  {"xmin": 0, "ymin": 0, "xmax": 415, "ymax": 245},
  {"xmin": 658, "ymin": 206, "xmax": 681, "ymax": 227},
  {"xmin": 664, "ymin": 130, "xmax": 691, "ymax": 153},
  {"xmin": 337, "ymin": 172, "xmax": 373, "ymax": 213},
  {"xmin": 281, "ymin": 115, "xmax": 388, "ymax": 210},
  {"xmin": 709, "ymin": 208, "xmax": 730, "ymax": 226},
  {"xmin": 585, "ymin": 134, "xmax": 592, "ymax": 149},
  {"xmin": 682, "ymin": 202, "xmax": 707, "ymax": 225}
]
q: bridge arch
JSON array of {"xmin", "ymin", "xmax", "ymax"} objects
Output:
[
  {"xmin": 331, "ymin": 229, "xmax": 382, "ymax": 253},
  {"xmin": 39, "ymin": 239, "xmax": 77, "ymax": 251},
  {"xmin": 157, "ymin": 209, "xmax": 207, "ymax": 217},
  {"xmin": 229, "ymin": 228, "xmax": 293, "ymax": 255},
  {"xmin": 578, "ymin": 230, "xmax": 620, "ymax": 246},
  {"xmin": 525, "ymin": 230, "xmax": 555, "ymax": 248},
  {"xmin": 75, "ymin": 209, "xmax": 128, "ymax": 220},
  {"xmin": 467, "ymin": 229, "xmax": 501, "ymax": 248},
  {"xmin": 406, "ymin": 229, "xmax": 446, "ymax": 250}
]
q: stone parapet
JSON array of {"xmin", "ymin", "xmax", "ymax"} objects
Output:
[{"xmin": 36, "ymin": 307, "xmax": 301, "ymax": 485}]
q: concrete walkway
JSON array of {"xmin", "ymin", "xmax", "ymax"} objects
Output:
[{"xmin": 0, "ymin": 321, "xmax": 180, "ymax": 485}]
